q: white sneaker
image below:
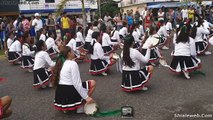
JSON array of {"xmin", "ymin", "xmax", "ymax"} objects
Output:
[
  {"xmin": 4, "ymin": 51, "xmax": 8, "ymax": 55},
  {"xmin": 162, "ymin": 46, "xmax": 169, "ymax": 50},
  {"xmin": 49, "ymin": 83, "xmax": 53, "ymax": 88},
  {"xmin": 101, "ymin": 72, "xmax": 108, "ymax": 76},
  {"xmin": 16, "ymin": 61, "xmax": 21, "ymax": 65},
  {"xmin": 141, "ymin": 87, "xmax": 148, "ymax": 91},
  {"xmin": 183, "ymin": 71, "xmax": 190, "ymax": 79},
  {"xmin": 76, "ymin": 106, "xmax": 84, "ymax": 113},
  {"xmin": 41, "ymin": 85, "xmax": 47, "ymax": 89},
  {"xmin": 63, "ymin": 110, "xmax": 68, "ymax": 114},
  {"xmin": 28, "ymin": 69, "xmax": 33, "ymax": 73},
  {"xmin": 205, "ymin": 51, "xmax": 212, "ymax": 55}
]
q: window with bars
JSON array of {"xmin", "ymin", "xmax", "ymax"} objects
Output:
[{"xmin": 45, "ymin": 0, "xmax": 55, "ymax": 3}]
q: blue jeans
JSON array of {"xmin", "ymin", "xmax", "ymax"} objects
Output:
[{"xmin": 0, "ymin": 31, "xmax": 5, "ymax": 49}]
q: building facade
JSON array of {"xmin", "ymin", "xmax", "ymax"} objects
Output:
[
  {"xmin": 0, "ymin": 0, "xmax": 20, "ymax": 16},
  {"xmin": 18, "ymin": 0, "xmax": 98, "ymax": 18},
  {"xmin": 118, "ymin": 0, "xmax": 180, "ymax": 15}
]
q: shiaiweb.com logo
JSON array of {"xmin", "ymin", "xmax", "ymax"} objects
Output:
[{"xmin": 174, "ymin": 113, "xmax": 213, "ymax": 118}]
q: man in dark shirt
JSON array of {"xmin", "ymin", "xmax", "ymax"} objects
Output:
[{"xmin": 47, "ymin": 13, "xmax": 56, "ymax": 39}]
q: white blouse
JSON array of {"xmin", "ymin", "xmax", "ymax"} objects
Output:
[
  {"xmin": 173, "ymin": 37, "xmax": 196, "ymax": 56},
  {"xmin": 85, "ymin": 29, "xmax": 94, "ymax": 42},
  {"xmin": 121, "ymin": 48, "xmax": 150, "ymax": 71},
  {"xmin": 132, "ymin": 30, "xmax": 141, "ymax": 43},
  {"xmin": 158, "ymin": 12, "xmax": 164, "ymax": 20},
  {"xmin": 33, "ymin": 51, "xmax": 55, "ymax": 70},
  {"xmin": 166, "ymin": 22, "xmax": 172, "ymax": 31},
  {"xmin": 119, "ymin": 27, "xmax": 128, "ymax": 37},
  {"xmin": 157, "ymin": 25, "xmax": 169, "ymax": 37},
  {"xmin": 90, "ymin": 39, "xmax": 109, "ymax": 61},
  {"xmin": 102, "ymin": 33, "xmax": 117, "ymax": 47},
  {"xmin": 32, "ymin": 19, "xmax": 43, "ymax": 32},
  {"xmin": 195, "ymin": 26, "xmax": 210, "ymax": 42},
  {"xmin": 7, "ymin": 38, "xmax": 14, "ymax": 49},
  {"xmin": 142, "ymin": 35, "xmax": 154, "ymax": 49},
  {"xmin": 45, "ymin": 37, "xmax": 59, "ymax": 52},
  {"xmin": 39, "ymin": 34, "xmax": 46, "ymax": 41},
  {"xmin": 111, "ymin": 30, "xmax": 120, "ymax": 42},
  {"xmin": 22, "ymin": 43, "xmax": 35, "ymax": 56},
  {"xmin": 9, "ymin": 40, "xmax": 21, "ymax": 52},
  {"xmin": 66, "ymin": 38, "xmax": 77, "ymax": 51},
  {"xmin": 59, "ymin": 60, "xmax": 88, "ymax": 99},
  {"xmin": 76, "ymin": 31, "xmax": 84, "ymax": 43}
]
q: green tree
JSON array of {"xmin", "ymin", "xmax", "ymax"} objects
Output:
[{"xmin": 100, "ymin": 0, "xmax": 119, "ymax": 18}]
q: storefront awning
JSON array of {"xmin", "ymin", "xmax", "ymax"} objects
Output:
[
  {"xmin": 20, "ymin": 8, "xmax": 91, "ymax": 14},
  {"xmin": 147, "ymin": 2, "xmax": 196, "ymax": 9}
]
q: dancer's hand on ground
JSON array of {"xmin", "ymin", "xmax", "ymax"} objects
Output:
[
  {"xmin": 159, "ymin": 56, "xmax": 164, "ymax": 59},
  {"xmin": 86, "ymin": 97, "xmax": 95, "ymax": 104}
]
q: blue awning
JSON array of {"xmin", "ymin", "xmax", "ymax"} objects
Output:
[
  {"xmin": 20, "ymin": 8, "xmax": 92, "ymax": 14},
  {"xmin": 147, "ymin": 2, "xmax": 196, "ymax": 9}
]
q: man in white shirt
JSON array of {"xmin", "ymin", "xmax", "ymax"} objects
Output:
[
  {"xmin": 32, "ymin": 13, "xmax": 43, "ymax": 41},
  {"xmin": 141, "ymin": 7, "xmax": 148, "ymax": 21},
  {"xmin": 181, "ymin": 6, "xmax": 188, "ymax": 20},
  {"xmin": 104, "ymin": 13, "xmax": 111, "ymax": 23},
  {"xmin": 76, "ymin": 15, "xmax": 83, "ymax": 27}
]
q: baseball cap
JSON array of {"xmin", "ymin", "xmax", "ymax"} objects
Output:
[{"xmin": 34, "ymin": 13, "xmax": 40, "ymax": 17}]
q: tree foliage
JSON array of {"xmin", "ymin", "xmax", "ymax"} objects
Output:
[{"xmin": 100, "ymin": 0, "xmax": 119, "ymax": 17}]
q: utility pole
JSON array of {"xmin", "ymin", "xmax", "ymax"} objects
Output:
[
  {"xmin": 98, "ymin": 0, "xmax": 101, "ymax": 18},
  {"xmin": 81, "ymin": 0, "xmax": 87, "ymax": 37}
]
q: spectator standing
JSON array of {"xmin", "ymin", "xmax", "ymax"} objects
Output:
[
  {"xmin": 123, "ymin": 13, "xmax": 127, "ymax": 22},
  {"xmin": 145, "ymin": 10, "xmax": 153, "ymax": 29},
  {"xmin": 141, "ymin": 7, "xmax": 148, "ymax": 22},
  {"xmin": 127, "ymin": 12, "xmax": 134, "ymax": 31},
  {"xmin": 113, "ymin": 13, "xmax": 123, "ymax": 31},
  {"xmin": 61, "ymin": 12, "xmax": 70, "ymax": 38},
  {"xmin": 134, "ymin": 10, "xmax": 140, "ymax": 24},
  {"xmin": 188, "ymin": 6, "xmax": 195, "ymax": 22},
  {"xmin": 76, "ymin": 15, "xmax": 83, "ymax": 28},
  {"xmin": 0, "ymin": 18, "xmax": 6, "ymax": 50},
  {"xmin": 47, "ymin": 13, "xmax": 56, "ymax": 39},
  {"xmin": 21, "ymin": 15, "xmax": 30, "ymax": 32},
  {"xmin": 181, "ymin": 6, "xmax": 188, "ymax": 20},
  {"xmin": 104, "ymin": 13, "xmax": 112, "ymax": 25},
  {"xmin": 158, "ymin": 9, "xmax": 165, "ymax": 21},
  {"xmin": 32, "ymin": 13, "xmax": 43, "ymax": 41},
  {"xmin": 205, "ymin": 5, "xmax": 211, "ymax": 22},
  {"xmin": 29, "ymin": 16, "xmax": 36, "ymax": 44}
]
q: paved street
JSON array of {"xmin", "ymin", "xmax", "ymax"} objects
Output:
[{"xmin": 1, "ymin": 48, "xmax": 213, "ymax": 120}]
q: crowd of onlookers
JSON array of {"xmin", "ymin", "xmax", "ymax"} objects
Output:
[{"xmin": 0, "ymin": 5, "xmax": 212, "ymax": 51}]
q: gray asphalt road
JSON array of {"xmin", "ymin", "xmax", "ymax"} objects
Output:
[{"xmin": 1, "ymin": 48, "xmax": 213, "ymax": 120}]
